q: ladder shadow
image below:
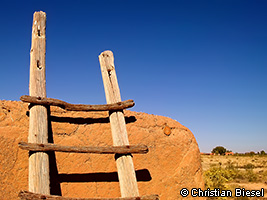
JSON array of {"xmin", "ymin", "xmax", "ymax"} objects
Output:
[
  {"xmin": 27, "ymin": 111, "xmax": 137, "ymax": 124},
  {"xmin": 47, "ymin": 107, "xmax": 62, "ymax": 196},
  {"xmin": 50, "ymin": 115, "xmax": 137, "ymax": 124},
  {"xmin": 58, "ymin": 169, "xmax": 152, "ymax": 183}
]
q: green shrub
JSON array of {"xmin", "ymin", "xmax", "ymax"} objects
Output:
[
  {"xmin": 242, "ymin": 163, "xmax": 255, "ymax": 169},
  {"xmin": 204, "ymin": 166, "xmax": 233, "ymax": 199},
  {"xmin": 225, "ymin": 160, "xmax": 236, "ymax": 170},
  {"xmin": 204, "ymin": 166, "xmax": 229, "ymax": 190},
  {"xmin": 235, "ymin": 169, "xmax": 258, "ymax": 182},
  {"xmin": 245, "ymin": 169, "xmax": 257, "ymax": 182}
]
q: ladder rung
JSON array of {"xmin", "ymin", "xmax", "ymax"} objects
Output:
[
  {"xmin": 18, "ymin": 191, "xmax": 159, "ymax": 200},
  {"xmin": 20, "ymin": 95, "xmax": 135, "ymax": 111},
  {"xmin": 18, "ymin": 142, "xmax": 148, "ymax": 154}
]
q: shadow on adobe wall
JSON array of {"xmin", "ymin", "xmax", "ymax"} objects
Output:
[
  {"xmin": 50, "ymin": 115, "xmax": 137, "ymax": 124},
  {"xmin": 26, "ymin": 110, "xmax": 137, "ymax": 125},
  {"xmin": 58, "ymin": 169, "xmax": 152, "ymax": 183}
]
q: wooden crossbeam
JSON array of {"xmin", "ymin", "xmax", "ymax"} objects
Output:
[
  {"xmin": 20, "ymin": 95, "xmax": 135, "ymax": 111},
  {"xmin": 19, "ymin": 191, "xmax": 159, "ymax": 200},
  {"xmin": 18, "ymin": 142, "xmax": 148, "ymax": 154}
]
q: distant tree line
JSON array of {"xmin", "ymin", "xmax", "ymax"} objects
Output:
[
  {"xmin": 235, "ymin": 150, "xmax": 266, "ymax": 156},
  {"xmin": 211, "ymin": 146, "xmax": 266, "ymax": 156}
]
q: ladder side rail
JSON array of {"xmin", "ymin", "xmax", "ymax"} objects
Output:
[
  {"xmin": 28, "ymin": 11, "xmax": 50, "ymax": 195},
  {"xmin": 99, "ymin": 51, "xmax": 139, "ymax": 197}
]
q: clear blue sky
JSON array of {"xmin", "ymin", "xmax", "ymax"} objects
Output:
[{"xmin": 0, "ymin": 1, "xmax": 266, "ymax": 153}]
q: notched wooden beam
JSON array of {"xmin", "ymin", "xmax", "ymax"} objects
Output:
[
  {"xmin": 20, "ymin": 95, "xmax": 135, "ymax": 111},
  {"xmin": 18, "ymin": 191, "xmax": 160, "ymax": 200},
  {"xmin": 18, "ymin": 142, "xmax": 149, "ymax": 154}
]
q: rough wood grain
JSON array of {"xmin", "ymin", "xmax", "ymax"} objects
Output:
[
  {"xmin": 20, "ymin": 95, "xmax": 135, "ymax": 111},
  {"xmin": 19, "ymin": 191, "xmax": 160, "ymax": 200},
  {"xmin": 18, "ymin": 142, "xmax": 149, "ymax": 154},
  {"xmin": 28, "ymin": 11, "xmax": 50, "ymax": 195},
  {"xmin": 99, "ymin": 51, "xmax": 139, "ymax": 197}
]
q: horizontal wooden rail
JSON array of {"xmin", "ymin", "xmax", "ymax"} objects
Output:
[
  {"xmin": 20, "ymin": 95, "xmax": 135, "ymax": 111},
  {"xmin": 18, "ymin": 142, "xmax": 148, "ymax": 154},
  {"xmin": 19, "ymin": 191, "xmax": 159, "ymax": 200}
]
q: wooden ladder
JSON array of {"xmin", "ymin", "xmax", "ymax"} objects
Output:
[{"xmin": 18, "ymin": 11, "xmax": 159, "ymax": 200}]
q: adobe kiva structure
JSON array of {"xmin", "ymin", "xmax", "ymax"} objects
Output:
[{"xmin": 0, "ymin": 10, "xmax": 205, "ymax": 200}]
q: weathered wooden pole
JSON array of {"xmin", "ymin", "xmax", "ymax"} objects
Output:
[
  {"xmin": 28, "ymin": 11, "xmax": 50, "ymax": 194},
  {"xmin": 99, "ymin": 51, "xmax": 139, "ymax": 197}
]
